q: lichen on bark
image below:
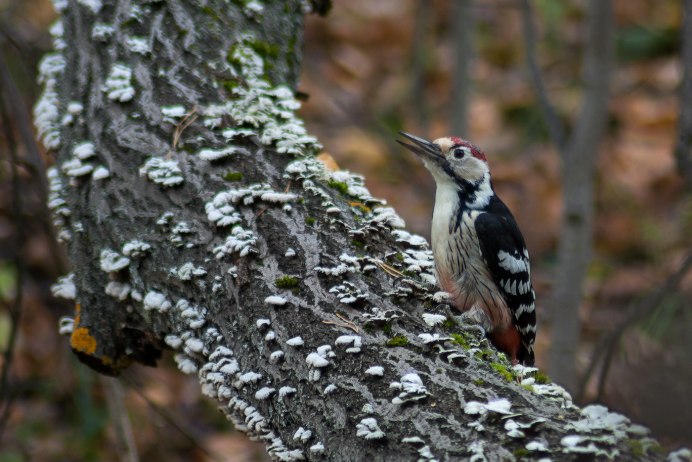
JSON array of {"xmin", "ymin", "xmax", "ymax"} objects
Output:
[{"xmin": 37, "ymin": 0, "xmax": 686, "ymax": 460}]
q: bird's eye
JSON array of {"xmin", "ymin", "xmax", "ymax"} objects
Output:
[{"xmin": 453, "ymin": 148, "xmax": 467, "ymax": 159}]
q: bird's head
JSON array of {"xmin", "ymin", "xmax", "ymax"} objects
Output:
[{"xmin": 397, "ymin": 132, "xmax": 489, "ymax": 187}]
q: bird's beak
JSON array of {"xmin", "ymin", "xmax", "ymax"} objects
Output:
[{"xmin": 397, "ymin": 131, "xmax": 443, "ymax": 165}]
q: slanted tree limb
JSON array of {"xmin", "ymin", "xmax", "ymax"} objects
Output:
[
  {"xmin": 38, "ymin": 1, "xmax": 678, "ymax": 460},
  {"xmin": 576, "ymin": 253, "xmax": 692, "ymax": 403},
  {"xmin": 0, "ymin": 61, "xmax": 26, "ymax": 441},
  {"xmin": 518, "ymin": 0, "xmax": 565, "ymax": 150}
]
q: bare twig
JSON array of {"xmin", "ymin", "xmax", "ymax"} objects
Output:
[
  {"xmin": 376, "ymin": 260, "xmax": 406, "ymax": 279},
  {"xmin": 171, "ymin": 107, "xmax": 198, "ymax": 152},
  {"xmin": 0, "ymin": 31, "xmax": 48, "ymax": 200},
  {"xmin": 121, "ymin": 373, "xmax": 226, "ymax": 462},
  {"xmin": 322, "ymin": 312, "xmax": 360, "ymax": 333},
  {"xmin": 0, "ymin": 33, "xmax": 69, "ymax": 275},
  {"xmin": 576, "ymin": 254, "xmax": 692, "ymax": 402},
  {"xmin": 0, "ymin": 76, "xmax": 25, "ymax": 441},
  {"xmin": 518, "ymin": 0, "xmax": 565, "ymax": 148},
  {"xmin": 101, "ymin": 376, "xmax": 139, "ymax": 462}
]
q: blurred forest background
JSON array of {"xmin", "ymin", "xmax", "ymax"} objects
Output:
[{"xmin": 0, "ymin": 0, "xmax": 691, "ymax": 460}]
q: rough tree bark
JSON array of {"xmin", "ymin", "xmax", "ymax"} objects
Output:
[{"xmin": 36, "ymin": 1, "xmax": 685, "ymax": 460}]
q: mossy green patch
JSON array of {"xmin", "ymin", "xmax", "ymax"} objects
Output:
[
  {"xmin": 351, "ymin": 239, "xmax": 365, "ymax": 249},
  {"xmin": 382, "ymin": 323, "xmax": 393, "ymax": 335},
  {"xmin": 533, "ymin": 371, "xmax": 550, "ymax": 384},
  {"xmin": 473, "ymin": 378, "xmax": 485, "ymax": 386},
  {"xmin": 490, "ymin": 362, "xmax": 514, "ymax": 382},
  {"xmin": 226, "ymin": 44, "xmax": 241, "ymax": 65},
  {"xmin": 327, "ymin": 179, "xmax": 349, "ymax": 195},
  {"xmin": 513, "ymin": 448, "xmax": 530, "ymax": 458},
  {"xmin": 648, "ymin": 442, "xmax": 664, "ymax": 455},
  {"xmin": 249, "ymin": 40, "xmax": 280, "ymax": 59},
  {"xmin": 474, "ymin": 348, "xmax": 494, "ymax": 361},
  {"xmin": 521, "ymin": 384, "xmax": 535, "ymax": 392},
  {"xmin": 627, "ymin": 439, "xmax": 645, "ymax": 458},
  {"xmin": 222, "ymin": 80, "xmax": 241, "ymax": 93},
  {"xmin": 394, "ymin": 253, "xmax": 405, "ymax": 262},
  {"xmin": 200, "ymin": 6, "xmax": 221, "ymax": 20},
  {"xmin": 275, "ymin": 275, "xmax": 299, "ymax": 289},
  {"xmin": 450, "ymin": 333, "xmax": 470, "ymax": 349},
  {"xmin": 362, "ymin": 323, "xmax": 376, "ymax": 333},
  {"xmin": 223, "ymin": 171, "xmax": 244, "ymax": 181},
  {"xmin": 385, "ymin": 335, "xmax": 408, "ymax": 347},
  {"xmin": 442, "ymin": 317, "xmax": 457, "ymax": 329},
  {"xmin": 305, "ymin": 216, "xmax": 316, "ymax": 226}
]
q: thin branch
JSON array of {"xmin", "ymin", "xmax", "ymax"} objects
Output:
[
  {"xmin": 101, "ymin": 377, "xmax": 139, "ymax": 462},
  {"xmin": 171, "ymin": 107, "xmax": 198, "ymax": 152},
  {"xmin": 0, "ymin": 74, "xmax": 25, "ymax": 442},
  {"xmin": 121, "ymin": 373, "xmax": 226, "ymax": 462},
  {"xmin": 589, "ymin": 254, "xmax": 692, "ymax": 401},
  {"xmin": 0, "ymin": 30, "xmax": 49, "ymax": 201},
  {"xmin": 322, "ymin": 312, "xmax": 360, "ymax": 333},
  {"xmin": 0, "ymin": 33, "xmax": 69, "ymax": 275},
  {"xmin": 518, "ymin": 0, "xmax": 565, "ymax": 149},
  {"xmin": 577, "ymin": 253, "xmax": 692, "ymax": 401}
]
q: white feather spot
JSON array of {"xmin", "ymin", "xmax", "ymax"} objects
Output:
[
  {"xmin": 515, "ymin": 304, "xmax": 535, "ymax": 317},
  {"xmin": 498, "ymin": 250, "xmax": 529, "ymax": 274}
]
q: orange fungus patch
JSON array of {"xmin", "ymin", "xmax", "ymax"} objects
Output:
[{"xmin": 69, "ymin": 303, "xmax": 97, "ymax": 355}]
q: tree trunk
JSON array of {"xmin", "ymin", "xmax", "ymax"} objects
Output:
[
  {"xmin": 675, "ymin": 0, "xmax": 692, "ymax": 190},
  {"xmin": 411, "ymin": 0, "xmax": 431, "ymax": 133},
  {"xmin": 548, "ymin": 0, "xmax": 614, "ymax": 392},
  {"xmin": 450, "ymin": 0, "xmax": 472, "ymax": 137},
  {"xmin": 37, "ymin": 1, "xmax": 675, "ymax": 460}
]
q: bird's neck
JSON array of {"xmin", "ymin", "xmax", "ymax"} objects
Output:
[{"xmin": 450, "ymin": 173, "xmax": 494, "ymax": 210}]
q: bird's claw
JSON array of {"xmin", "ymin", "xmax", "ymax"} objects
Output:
[{"xmin": 442, "ymin": 306, "xmax": 492, "ymax": 341}]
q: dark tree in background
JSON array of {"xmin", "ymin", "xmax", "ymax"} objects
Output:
[
  {"xmin": 532, "ymin": 0, "xmax": 615, "ymax": 393},
  {"xmin": 0, "ymin": 0, "xmax": 689, "ymax": 460},
  {"xmin": 676, "ymin": 0, "xmax": 692, "ymax": 189},
  {"xmin": 19, "ymin": 0, "xmax": 685, "ymax": 460}
]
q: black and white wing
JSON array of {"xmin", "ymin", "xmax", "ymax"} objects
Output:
[{"xmin": 474, "ymin": 198, "xmax": 536, "ymax": 365}]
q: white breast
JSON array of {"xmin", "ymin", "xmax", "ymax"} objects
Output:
[
  {"xmin": 430, "ymin": 183, "xmax": 510, "ymax": 328},
  {"xmin": 431, "ymin": 181, "xmax": 458, "ymax": 252}
]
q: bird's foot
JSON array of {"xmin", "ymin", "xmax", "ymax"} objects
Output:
[
  {"xmin": 394, "ymin": 275, "xmax": 431, "ymax": 293},
  {"xmin": 444, "ymin": 306, "xmax": 492, "ymax": 341}
]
